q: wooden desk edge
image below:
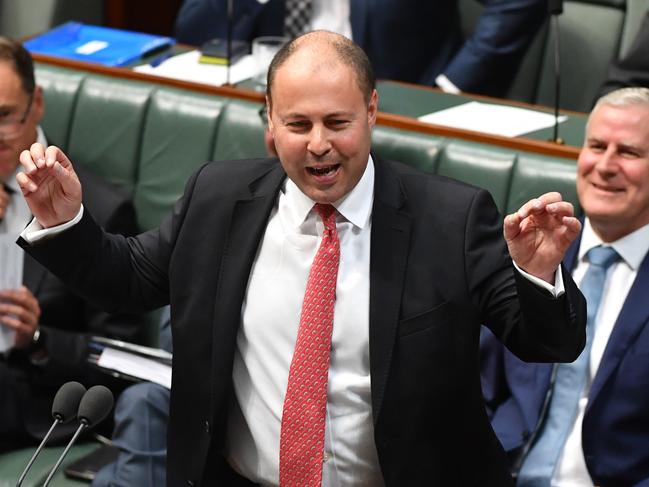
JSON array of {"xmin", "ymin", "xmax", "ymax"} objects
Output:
[{"xmin": 34, "ymin": 54, "xmax": 580, "ymax": 160}]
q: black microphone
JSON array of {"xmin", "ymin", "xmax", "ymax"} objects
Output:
[
  {"xmin": 42, "ymin": 385, "xmax": 114, "ymax": 487},
  {"xmin": 548, "ymin": 0, "xmax": 565, "ymax": 144},
  {"xmin": 15, "ymin": 381, "xmax": 86, "ymax": 487}
]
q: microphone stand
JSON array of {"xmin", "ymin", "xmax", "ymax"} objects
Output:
[
  {"xmin": 549, "ymin": 0, "xmax": 564, "ymax": 144},
  {"xmin": 15, "ymin": 420, "xmax": 61, "ymax": 487},
  {"xmin": 42, "ymin": 421, "xmax": 88, "ymax": 487},
  {"xmin": 226, "ymin": 0, "xmax": 233, "ymax": 86}
]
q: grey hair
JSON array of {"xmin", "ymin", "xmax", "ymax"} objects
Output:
[{"xmin": 587, "ymin": 87, "xmax": 649, "ymax": 132}]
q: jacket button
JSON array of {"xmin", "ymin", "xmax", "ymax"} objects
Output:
[{"xmin": 204, "ymin": 420, "xmax": 210, "ymax": 433}]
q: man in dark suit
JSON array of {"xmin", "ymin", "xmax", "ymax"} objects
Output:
[
  {"xmin": 17, "ymin": 32, "xmax": 585, "ymax": 486},
  {"xmin": 174, "ymin": 0, "xmax": 545, "ymax": 97},
  {"xmin": 598, "ymin": 10, "xmax": 649, "ymax": 99},
  {"xmin": 0, "ymin": 37, "xmax": 141, "ymax": 449},
  {"xmin": 481, "ymin": 87, "xmax": 649, "ymax": 486}
]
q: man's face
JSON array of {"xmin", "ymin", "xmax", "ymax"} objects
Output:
[
  {"xmin": 577, "ymin": 103, "xmax": 649, "ymax": 241},
  {"xmin": 0, "ymin": 61, "xmax": 42, "ymax": 182},
  {"xmin": 267, "ymin": 53, "xmax": 377, "ymax": 204}
]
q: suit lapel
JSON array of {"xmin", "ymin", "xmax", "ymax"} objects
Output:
[
  {"xmin": 209, "ymin": 163, "xmax": 286, "ymax": 423},
  {"xmin": 588, "ymin": 250, "xmax": 649, "ymax": 404},
  {"xmin": 369, "ymin": 157, "xmax": 412, "ymax": 423}
]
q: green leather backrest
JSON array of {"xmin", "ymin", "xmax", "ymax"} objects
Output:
[
  {"xmin": 136, "ymin": 88, "xmax": 227, "ymax": 231},
  {"xmin": 372, "ymin": 126, "xmax": 443, "ymax": 174},
  {"xmin": 212, "ymin": 99, "xmax": 269, "ymax": 161},
  {"xmin": 35, "ymin": 65, "xmax": 85, "ymax": 150},
  {"xmin": 67, "ymin": 77, "xmax": 152, "ymax": 195},
  {"xmin": 535, "ymin": 1, "xmax": 625, "ymax": 112},
  {"xmin": 506, "ymin": 154, "xmax": 580, "ymax": 215},
  {"xmin": 437, "ymin": 141, "xmax": 516, "ymax": 213}
]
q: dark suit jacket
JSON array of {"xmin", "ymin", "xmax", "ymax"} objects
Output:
[
  {"xmin": 481, "ymin": 232, "xmax": 649, "ymax": 486},
  {"xmin": 598, "ymin": 10, "xmax": 649, "ymax": 100},
  {"xmin": 7, "ymin": 164, "xmax": 141, "ymax": 441},
  {"xmin": 174, "ymin": 0, "xmax": 546, "ymax": 96},
  {"xmin": 21, "ymin": 156, "xmax": 585, "ymax": 486}
]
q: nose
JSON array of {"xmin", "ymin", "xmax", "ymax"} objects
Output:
[
  {"xmin": 306, "ymin": 125, "xmax": 332, "ymax": 157},
  {"xmin": 595, "ymin": 147, "xmax": 619, "ymax": 175}
]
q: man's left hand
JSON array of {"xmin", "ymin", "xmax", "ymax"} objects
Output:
[
  {"xmin": 0, "ymin": 286, "xmax": 41, "ymax": 349},
  {"xmin": 504, "ymin": 192, "xmax": 582, "ymax": 284}
]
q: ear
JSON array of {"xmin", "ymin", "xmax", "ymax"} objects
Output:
[
  {"xmin": 265, "ymin": 96, "xmax": 274, "ymax": 132},
  {"xmin": 32, "ymin": 86, "xmax": 45, "ymax": 124},
  {"xmin": 367, "ymin": 89, "xmax": 378, "ymax": 127}
]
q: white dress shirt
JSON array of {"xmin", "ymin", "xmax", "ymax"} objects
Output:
[
  {"xmin": 225, "ymin": 157, "xmax": 384, "ymax": 486},
  {"xmin": 553, "ymin": 218, "xmax": 649, "ymax": 486}
]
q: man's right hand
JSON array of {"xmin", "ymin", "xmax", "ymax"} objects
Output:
[{"xmin": 16, "ymin": 143, "xmax": 82, "ymax": 228}]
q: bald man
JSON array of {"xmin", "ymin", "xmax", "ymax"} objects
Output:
[{"xmin": 16, "ymin": 32, "xmax": 585, "ymax": 486}]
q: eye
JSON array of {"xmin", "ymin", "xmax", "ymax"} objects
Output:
[
  {"xmin": 286, "ymin": 120, "xmax": 310, "ymax": 131},
  {"xmin": 327, "ymin": 119, "xmax": 349, "ymax": 129},
  {"xmin": 588, "ymin": 142, "xmax": 605, "ymax": 152}
]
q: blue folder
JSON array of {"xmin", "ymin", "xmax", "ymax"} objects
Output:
[{"xmin": 24, "ymin": 22, "xmax": 174, "ymax": 67}]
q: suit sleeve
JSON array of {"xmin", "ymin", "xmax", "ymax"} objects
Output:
[
  {"xmin": 35, "ymin": 196, "xmax": 145, "ymax": 378},
  {"xmin": 443, "ymin": 0, "xmax": 546, "ymax": 97},
  {"xmin": 465, "ymin": 189, "xmax": 586, "ymax": 363}
]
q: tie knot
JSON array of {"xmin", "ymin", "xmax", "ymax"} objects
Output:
[
  {"xmin": 587, "ymin": 246, "xmax": 619, "ymax": 270},
  {"xmin": 314, "ymin": 203, "xmax": 336, "ymax": 231}
]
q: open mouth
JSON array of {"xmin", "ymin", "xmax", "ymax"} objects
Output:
[{"xmin": 307, "ymin": 164, "xmax": 341, "ymax": 176}]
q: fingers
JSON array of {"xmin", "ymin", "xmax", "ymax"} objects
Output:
[
  {"xmin": 503, "ymin": 212, "xmax": 522, "ymax": 241},
  {"xmin": 516, "ymin": 192, "xmax": 563, "ymax": 219},
  {"xmin": 0, "ymin": 287, "xmax": 40, "ymax": 340},
  {"xmin": 18, "ymin": 143, "xmax": 78, "ymax": 195}
]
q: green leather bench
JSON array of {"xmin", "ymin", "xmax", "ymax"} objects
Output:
[{"xmin": 0, "ymin": 62, "xmax": 580, "ymax": 486}]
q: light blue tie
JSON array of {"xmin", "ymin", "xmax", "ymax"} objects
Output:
[{"xmin": 518, "ymin": 245, "xmax": 619, "ymax": 487}]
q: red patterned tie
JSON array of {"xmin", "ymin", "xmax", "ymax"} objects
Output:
[{"xmin": 279, "ymin": 203, "xmax": 340, "ymax": 487}]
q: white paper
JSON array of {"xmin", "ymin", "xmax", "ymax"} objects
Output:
[
  {"xmin": 0, "ymin": 234, "xmax": 23, "ymax": 352},
  {"xmin": 418, "ymin": 101, "xmax": 567, "ymax": 137},
  {"xmin": 97, "ymin": 347, "xmax": 171, "ymax": 389},
  {"xmin": 134, "ymin": 50, "xmax": 258, "ymax": 86}
]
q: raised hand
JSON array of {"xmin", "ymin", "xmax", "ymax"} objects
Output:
[
  {"xmin": 16, "ymin": 143, "xmax": 82, "ymax": 228},
  {"xmin": 504, "ymin": 192, "xmax": 582, "ymax": 284}
]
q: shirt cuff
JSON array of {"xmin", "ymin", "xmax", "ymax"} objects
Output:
[
  {"xmin": 435, "ymin": 74, "xmax": 461, "ymax": 94},
  {"xmin": 20, "ymin": 206, "xmax": 84, "ymax": 244},
  {"xmin": 512, "ymin": 261, "xmax": 565, "ymax": 298}
]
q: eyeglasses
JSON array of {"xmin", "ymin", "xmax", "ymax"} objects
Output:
[{"xmin": 0, "ymin": 93, "xmax": 34, "ymax": 141}]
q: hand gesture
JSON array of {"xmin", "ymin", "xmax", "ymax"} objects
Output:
[
  {"xmin": 16, "ymin": 143, "xmax": 82, "ymax": 228},
  {"xmin": 0, "ymin": 286, "xmax": 41, "ymax": 350},
  {"xmin": 504, "ymin": 192, "xmax": 581, "ymax": 283}
]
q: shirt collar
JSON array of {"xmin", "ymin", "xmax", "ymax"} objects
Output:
[
  {"xmin": 283, "ymin": 155, "xmax": 375, "ymax": 229},
  {"xmin": 579, "ymin": 218, "xmax": 649, "ymax": 271}
]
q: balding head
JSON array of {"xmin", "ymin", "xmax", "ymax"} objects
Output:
[{"xmin": 266, "ymin": 31, "xmax": 375, "ymax": 105}]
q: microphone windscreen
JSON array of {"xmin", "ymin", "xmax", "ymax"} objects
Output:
[
  {"xmin": 51, "ymin": 381, "xmax": 87, "ymax": 423},
  {"xmin": 77, "ymin": 385, "xmax": 114, "ymax": 427}
]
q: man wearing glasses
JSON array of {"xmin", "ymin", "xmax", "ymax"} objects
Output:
[{"xmin": 0, "ymin": 37, "xmax": 141, "ymax": 450}]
